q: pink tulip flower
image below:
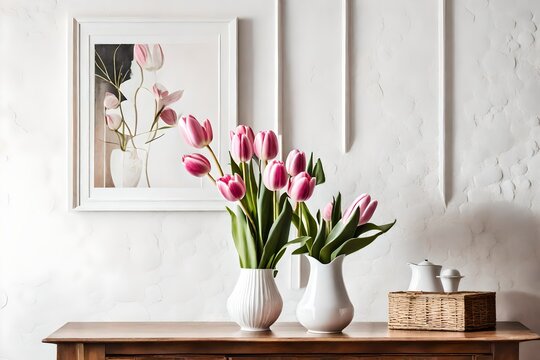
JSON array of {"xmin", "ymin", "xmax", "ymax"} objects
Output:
[
  {"xmin": 216, "ymin": 174, "xmax": 246, "ymax": 202},
  {"xmin": 105, "ymin": 114, "xmax": 122, "ymax": 130},
  {"xmin": 263, "ymin": 160, "xmax": 288, "ymax": 191},
  {"xmin": 160, "ymin": 107, "xmax": 177, "ymax": 125},
  {"xmin": 152, "ymin": 83, "xmax": 183, "ymax": 109},
  {"xmin": 285, "ymin": 149, "xmax": 306, "ymax": 176},
  {"xmin": 287, "ymin": 172, "xmax": 316, "ymax": 202},
  {"xmin": 253, "ymin": 130, "xmax": 279, "ymax": 161},
  {"xmin": 231, "ymin": 133, "xmax": 254, "ymax": 163},
  {"xmin": 179, "ymin": 115, "xmax": 213, "ymax": 149},
  {"xmin": 134, "ymin": 44, "xmax": 164, "ymax": 71},
  {"xmin": 359, "ymin": 200, "xmax": 378, "ymax": 225},
  {"xmin": 343, "ymin": 194, "xmax": 378, "ymax": 224},
  {"xmin": 230, "ymin": 125, "xmax": 255, "ymax": 144},
  {"xmin": 182, "ymin": 153, "xmax": 211, "ymax": 177},
  {"xmin": 103, "ymin": 92, "xmax": 120, "ymax": 109},
  {"xmin": 322, "ymin": 201, "xmax": 333, "ymax": 221}
]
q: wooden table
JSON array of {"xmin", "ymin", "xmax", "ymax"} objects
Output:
[{"xmin": 43, "ymin": 322, "xmax": 540, "ymax": 360}]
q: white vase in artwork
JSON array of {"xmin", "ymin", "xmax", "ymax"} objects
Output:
[
  {"xmin": 296, "ymin": 255, "xmax": 354, "ymax": 333},
  {"xmin": 227, "ymin": 269, "xmax": 283, "ymax": 331},
  {"xmin": 110, "ymin": 148, "xmax": 143, "ymax": 188}
]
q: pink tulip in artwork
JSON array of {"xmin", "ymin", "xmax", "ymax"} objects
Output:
[
  {"xmin": 263, "ymin": 160, "xmax": 288, "ymax": 191},
  {"xmin": 217, "ymin": 174, "xmax": 246, "ymax": 202},
  {"xmin": 160, "ymin": 107, "xmax": 177, "ymax": 125},
  {"xmin": 285, "ymin": 149, "xmax": 306, "ymax": 177},
  {"xmin": 179, "ymin": 115, "xmax": 213, "ymax": 149},
  {"xmin": 182, "ymin": 153, "xmax": 211, "ymax": 177},
  {"xmin": 103, "ymin": 92, "xmax": 120, "ymax": 109},
  {"xmin": 231, "ymin": 133, "xmax": 254, "ymax": 163},
  {"xmin": 153, "ymin": 83, "xmax": 183, "ymax": 109},
  {"xmin": 105, "ymin": 114, "xmax": 122, "ymax": 131},
  {"xmin": 287, "ymin": 172, "xmax": 316, "ymax": 202},
  {"xmin": 134, "ymin": 44, "xmax": 164, "ymax": 71},
  {"xmin": 253, "ymin": 130, "xmax": 279, "ymax": 161}
]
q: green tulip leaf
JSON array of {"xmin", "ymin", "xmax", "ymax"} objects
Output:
[
  {"xmin": 292, "ymin": 243, "xmax": 309, "ymax": 255},
  {"xmin": 354, "ymin": 220, "xmax": 396, "ymax": 238},
  {"xmin": 309, "ymin": 220, "xmax": 327, "ymax": 259},
  {"xmin": 318, "ymin": 207, "xmax": 360, "ymax": 263},
  {"xmin": 306, "ymin": 152, "xmax": 314, "ymax": 174},
  {"xmin": 257, "ymin": 186, "xmax": 273, "ymax": 249},
  {"xmin": 313, "ymin": 158, "xmax": 326, "ymax": 185},
  {"xmin": 331, "ymin": 220, "xmax": 397, "ymax": 260},
  {"xmin": 271, "ymin": 236, "xmax": 311, "ymax": 268},
  {"xmin": 226, "ymin": 206, "xmax": 258, "ymax": 268},
  {"xmin": 331, "ymin": 193, "xmax": 342, "ymax": 226},
  {"xmin": 259, "ymin": 201, "xmax": 293, "ymax": 268},
  {"xmin": 300, "ymin": 202, "xmax": 318, "ymax": 238}
]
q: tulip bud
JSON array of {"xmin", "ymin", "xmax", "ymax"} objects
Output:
[
  {"xmin": 179, "ymin": 115, "xmax": 213, "ymax": 148},
  {"xmin": 287, "ymin": 171, "xmax": 316, "ymax": 202},
  {"xmin": 263, "ymin": 160, "xmax": 288, "ymax": 191},
  {"xmin": 160, "ymin": 107, "xmax": 177, "ymax": 125},
  {"xmin": 105, "ymin": 114, "xmax": 122, "ymax": 130},
  {"xmin": 134, "ymin": 44, "xmax": 164, "ymax": 71},
  {"xmin": 103, "ymin": 92, "xmax": 120, "ymax": 109},
  {"xmin": 343, "ymin": 194, "xmax": 378, "ymax": 224},
  {"xmin": 322, "ymin": 201, "xmax": 333, "ymax": 221},
  {"xmin": 231, "ymin": 133, "xmax": 253, "ymax": 163},
  {"xmin": 253, "ymin": 130, "xmax": 279, "ymax": 161},
  {"xmin": 230, "ymin": 125, "xmax": 255, "ymax": 144},
  {"xmin": 134, "ymin": 44, "xmax": 149, "ymax": 68},
  {"xmin": 216, "ymin": 174, "xmax": 246, "ymax": 202},
  {"xmin": 359, "ymin": 200, "xmax": 378, "ymax": 225},
  {"xmin": 182, "ymin": 153, "xmax": 211, "ymax": 177},
  {"xmin": 285, "ymin": 149, "xmax": 306, "ymax": 176}
]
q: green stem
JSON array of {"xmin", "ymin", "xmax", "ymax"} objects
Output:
[
  {"xmin": 133, "ymin": 64, "xmax": 144, "ymax": 135},
  {"xmin": 238, "ymin": 202, "xmax": 257, "ymax": 235},
  {"xmin": 207, "ymin": 173, "xmax": 216, "ymax": 184},
  {"xmin": 207, "ymin": 145, "xmax": 224, "ymax": 177},
  {"xmin": 144, "ymin": 148, "xmax": 151, "ymax": 188},
  {"xmin": 298, "ymin": 203, "xmax": 302, "ymax": 237},
  {"xmin": 273, "ymin": 191, "xmax": 278, "ymax": 221}
]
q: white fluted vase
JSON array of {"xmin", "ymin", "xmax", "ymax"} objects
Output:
[
  {"xmin": 227, "ymin": 269, "xmax": 283, "ymax": 331},
  {"xmin": 296, "ymin": 255, "xmax": 354, "ymax": 333}
]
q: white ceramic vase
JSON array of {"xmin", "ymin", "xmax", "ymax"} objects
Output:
[
  {"xmin": 227, "ymin": 269, "xmax": 283, "ymax": 331},
  {"xmin": 296, "ymin": 255, "xmax": 354, "ymax": 333},
  {"xmin": 110, "ymin": 148, "xmax": 143, "ymax": 188}
]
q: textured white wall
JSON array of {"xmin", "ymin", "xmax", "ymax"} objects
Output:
[{"xmin": 1, "ymin": 0, "xmax": 540, "ymax": 359}]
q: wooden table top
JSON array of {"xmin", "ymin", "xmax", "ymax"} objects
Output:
[{"xmin": 43, "ymin": 322, "xmax": 540, "ymax": 344}]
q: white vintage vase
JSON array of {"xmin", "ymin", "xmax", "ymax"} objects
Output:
[
  {"xmin": 227, "ymin": 269, "xmax": 283, "ymax": 331},
  {"xmin": 296, "ymin": 255, "xmax": 354, "ymax": 333},
  {"xmin": 110, "ymin": 148, "xmax": 143, "ymax": 188}
]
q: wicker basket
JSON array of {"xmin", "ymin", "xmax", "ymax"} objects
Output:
[{"xmin": 388, "ymin": 291, "xmax": 496, "ymax": 331}]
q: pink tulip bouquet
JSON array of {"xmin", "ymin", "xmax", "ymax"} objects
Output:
[
  {"xmin": 180, "ymin": 116, "xmax": 325, "ymax": 269},
  {"xmin": 292, "ymin": 192, "xmax": 396, "ymax": 264}
]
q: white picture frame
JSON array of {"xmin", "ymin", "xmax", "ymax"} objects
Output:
[{"xmin": 69, "ymin": 17, "xmax": 238, "ymax": 211}]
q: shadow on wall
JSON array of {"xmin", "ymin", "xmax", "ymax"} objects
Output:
[
  {"xmin": 457, "ymin": 203, "xmax": 540, "ymax": 358},
  {"xmin": 500, "ymin": 292, "xmax": 540, "ymax": 358}
]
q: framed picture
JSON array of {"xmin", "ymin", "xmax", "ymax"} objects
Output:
[{"xmin": 69, "ymin": 17, "xmax": 237, "ymax": 211}]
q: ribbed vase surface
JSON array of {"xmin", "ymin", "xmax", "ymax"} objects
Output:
[{"xmin": 227, "ymin": 269, "xmax": 283, "ymax": 331}]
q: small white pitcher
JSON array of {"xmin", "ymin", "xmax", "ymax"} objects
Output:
[{"xmin": 296, "ymin": 255, "xmax": 354, "ymax": 333}]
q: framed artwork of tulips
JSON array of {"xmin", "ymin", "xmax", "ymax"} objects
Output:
[{"xmin": 69, "ymin": 18, "xmax": 237, "ymax": 210}]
